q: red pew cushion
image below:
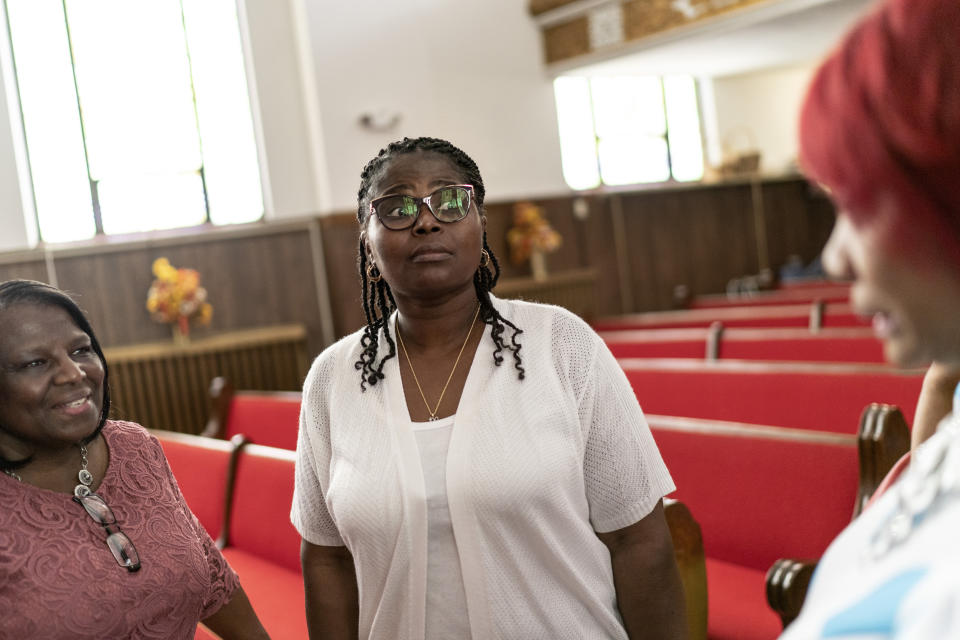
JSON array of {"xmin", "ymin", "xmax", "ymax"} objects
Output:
[
  {"xmin": 652, "ymin": 424, "xmax": 857, "ymax": 571},
  {"xmin": 705, "ymin": 558, "xmax": 782, "ymax": 640},
  {"xmin": 228, "ymin": 445, "xmax": 301, "ymax": 573},
  {"xmin": 157, "ymin": 433, "xmax": 232, "ymax": 540},
  {"xmin": 605, "ymin": 333, "xmax": 885, "ymax": 363},
  {"xmin": 624, "ymin": 361, "xmax": 922, "ymax": 434},
  {"xmin": 226, "ymin": 394, "xmax": 301, "ymax": 450},
  {"xmin": 719, "ymin": 336, "xmax": 884, "ymax": 363},
  {"xmin": 221, "ymin": 548, "xmax": 307, "ymax": 640}
]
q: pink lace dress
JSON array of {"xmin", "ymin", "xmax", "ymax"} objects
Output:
[{"xmin": 0, "ymin": 420, "xmax": 239, "ymax": 639}]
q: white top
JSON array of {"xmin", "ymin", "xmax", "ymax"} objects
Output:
[
  {"xmin": 410, "ymin": 416, "xmax": 471, "ymax": 639},
  {"xmin": 781, "ymin": 384, "xmax": 960, "ymax": 639},
  {"xmin": 291, "ymin": 297, "xmax": 675, "ymax": 640}
]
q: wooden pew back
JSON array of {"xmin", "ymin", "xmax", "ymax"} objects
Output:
[
  {"xmin": 602, "ymin": 326, "xmax": 885, "ymax": 363},
  {"xmin": 204, "ymin": 376, "xmax": 301, "ymax": 450},
  {"xmin": 690, "ymin": 285, "xmax": 849, "ymax": 309},
  {"xmin": 226, "ymin": 444, "xmax": 301, "ymax": 573},
  {"xmin": 155, "ymin": 430, "xmax": 238, "ymax": 545},
  {"xmin": 593, "ymin": 301, "xmax": 865, "ymax": 332},
  {"xmin": 650, "ymin": 415, "xmax": 858, "ymax": 572},
  {"xmin": 622, "ymin": 358, "xmax": 923, "ymax": 433}
]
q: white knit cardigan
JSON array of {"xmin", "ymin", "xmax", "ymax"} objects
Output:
[{"xmin": 291, "ymin": 297, "xmax": 675, "ymax": 640}]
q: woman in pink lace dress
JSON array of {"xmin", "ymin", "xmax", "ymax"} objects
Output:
[{"xmin": 0, "ymin": 279, "xmax": 269, "ymax": 639}]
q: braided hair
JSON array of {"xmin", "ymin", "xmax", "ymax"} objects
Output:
[{"xmin": 355, "ymin": 137, "xmax": 524, "ymax": 390}]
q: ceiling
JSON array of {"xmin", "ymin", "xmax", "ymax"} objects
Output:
[{"xmin": 554, "ymin": 0, "xmax": 879, "ymax": 78}]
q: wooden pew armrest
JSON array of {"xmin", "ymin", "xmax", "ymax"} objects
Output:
[
  {"xmin": 855, "ymin": 403, "xmax": 910, "ymax": 516},
  {"xmin": 201, "ymin": 376, "xmax": 235, "ymax": 439},
  {"xmin": 765, "ymin": 557, "xmax": 817, "ymax": 629},
  {"xmin": 664, "ymin": 498, "xmax": 708, "ymax": 640}
]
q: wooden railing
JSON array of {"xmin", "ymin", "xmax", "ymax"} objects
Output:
[
  {"xmin": 494, "ymin": 268, "xmax": 597, "ymax": 318},
  {"xmin": 104, "ymin": 325, "xmax": 308, "ymax": 434}
]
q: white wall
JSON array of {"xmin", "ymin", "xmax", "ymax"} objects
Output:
[
  {"xmin": 236, "ymin": 0, "xmax": 325, "ymax": 220},
  {"xmin": 300, "ymin": 0, "xmax": 567, "ymax": 211},
  {"xmin": 0, "ymin": 3, "xmax": 37, "ymax": 251},
  {"xmin": 706, "ymin": 63, "xmax": 817, "ymax": 174}
]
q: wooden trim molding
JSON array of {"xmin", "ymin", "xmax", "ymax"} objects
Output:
[
  {"xmin": 533, "ymin": 0, "xmax": 814, "ymax": 68},
  {"xmin": 529, "ymin": 0, "xmax": 588, "ymax": 17},
  {"xmin": 646, "ymin": 414, "xmax": 855, "ymax": 446}
]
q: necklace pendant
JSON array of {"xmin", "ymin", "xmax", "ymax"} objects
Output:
[
  {"xmin": 428, "ymin": 415, "xmax": 438, "ymax": 422},
  {"xmin": 78, "ymin": 469, "xmax": 93, "ymax": 486}
]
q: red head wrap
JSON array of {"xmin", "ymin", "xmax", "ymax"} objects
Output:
[{"xmin": 799, "ymin": 0, "xmax": 960, "ymax": 261}]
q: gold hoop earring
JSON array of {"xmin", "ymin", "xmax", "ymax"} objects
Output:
[
  {"xmin": 479, "ymin": 249, "xmax": 490, "ymax": 268},
  {"xmin": 367, "ymin": 263, "xmax": 382, "ymax": 283}
]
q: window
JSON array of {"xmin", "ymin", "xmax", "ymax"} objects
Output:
[
  {"xmin": 4, "ymin": 0, "xmax": 262, "ymax": 243},
  {"xmin": 554, "ymin": 75, "xmax": 704, "ymax": 190}
]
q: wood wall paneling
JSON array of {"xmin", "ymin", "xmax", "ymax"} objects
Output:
[
  {"xmin": 478, "ymin": 202, "xmax": 523, "ymax": 279},
  {"xmin": 569, "ymin": 196, "xmax": 622, "ymax": 316},
  {"xmin": 0, "ymin": 258, "xmax": 49, "ymax": 284},
  {"xmin": 53, "ymin": 229, "xmax": 325, "ymax": 357},
  {"xmin": 543, "ymin": 16, "xmax": 591, "ymax": 63},
  {"xmin": 620, "ymin": 184, "xmax": 761, "ymax": 310},
  {"xmin": 319, "ymin": 214, "xmax": 366, "ymax": 339},
  {"xmin": 760, "ymin": 180, "xmax": 835, "ymax": 272},
  {"xmin": 104, "ymin": 325, "xmax": 307, "ymax": 433}
]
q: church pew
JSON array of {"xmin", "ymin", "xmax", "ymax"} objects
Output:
[
  {"xmin": 219, "ymin": 443, "xmax": 307, "ymax": 640},
  {"xmin": 154, "ymin": 431, "xmax": 305, "ymax": 639},
  {"xmin": 592, "ymin": 301, "xmax": 866, "ymax": 332},
  {"xmin": 765, "ymin": 405, "xmax": 911, "ymax": 630},
  {"xmin": 155, "ymin": 429, "xmax": 239, "ymax": 546},
  {"xmin": 202, "ymin": 376, "xmax": 301, "ymax": 450},
  {"xmin": 648, "ymin": 409, "xmax": 908, "ymax": 639},
  {"xmin": 602, "ymin": 326, "xmax": 885, "ymax": 363},
  {"xmin": 665, "ymin": 499, "xmax": 709, "ymax": 640},
  {"xmin": 622, "ymin": 358, "xmax": 923, "ymax": 434},
  {"xmin": 779, "ymin": 279, "xmax": 849, "ymax": 290},
  {"xmin": 690, "ymin": 285, "xmax": 849, "ymax": 309}
]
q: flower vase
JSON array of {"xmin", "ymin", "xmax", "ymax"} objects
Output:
[
  {"xmin": 172, "ymin": 318, "xmax": 190, "ymax": 346},
  {"xmin": 529, "ymin": 249, "xmax": 548, "ymax": 281}
]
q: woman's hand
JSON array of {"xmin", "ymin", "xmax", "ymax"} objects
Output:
[
  {"xmin": 302, "ymin": 539, "xmax": 359, "ymax": 640},
  {"xmin": 200, "ymin": 586, "xmax": 270, "ymax": 639},
  {"xmin": 597, "ymin": 500, "xmax": 688, "ymax": 640}
]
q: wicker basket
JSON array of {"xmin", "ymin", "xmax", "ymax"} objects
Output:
[{"xmin": 717, "ymin": 127, "xmax": 761, "ymax": 178}]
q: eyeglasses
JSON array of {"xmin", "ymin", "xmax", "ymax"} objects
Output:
[
  {"xmin": 369, "ymin": 184, "xmax": 474, "ymax": 230},
  {"xmin": 74, "ymin": 492, "xmax": 141, "ymax": 572}
]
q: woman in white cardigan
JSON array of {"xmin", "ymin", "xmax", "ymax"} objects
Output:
[{"xmin": 291, "ymin": 137, "xmax": 685, "ymax": 639}]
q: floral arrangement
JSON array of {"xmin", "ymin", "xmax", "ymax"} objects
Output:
[
  {"xmin": 145, "ymin": 257, "xmax": 213, "ymax": 339},
  {"xmin": 506, "ymin": 201, "xmax": 562, "ymax": 265}
]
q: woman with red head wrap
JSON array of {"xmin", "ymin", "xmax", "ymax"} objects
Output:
[{"xmin": 782, "ymin": 0, "xmax": 960, "ymax": 636}]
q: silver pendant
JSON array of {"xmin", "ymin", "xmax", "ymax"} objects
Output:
[
  {"xmin": 74, "ymin": 484, "xmax": 91, "ymax": 498},
  {"xmin": 428, "ymin": 415, "xmax": 438, "ymax": 422},
  {"xmin": 78, "ymin": 469, "xmax": 93, "ymax": 486}
]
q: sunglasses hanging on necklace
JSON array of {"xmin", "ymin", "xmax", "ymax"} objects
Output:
[{"xmin": 2, "ymin": 443, "xmax": 141, "ymax": 571}]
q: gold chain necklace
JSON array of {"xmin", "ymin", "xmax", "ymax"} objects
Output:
[{"xmin": 397, "ymin": 304, "xmax": 481, "ymax": 422}]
